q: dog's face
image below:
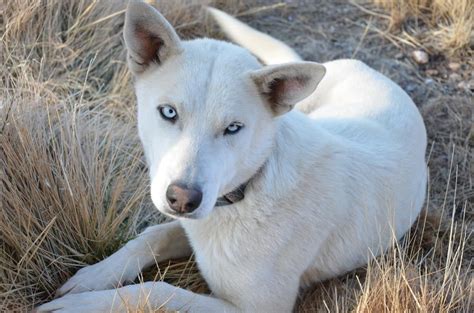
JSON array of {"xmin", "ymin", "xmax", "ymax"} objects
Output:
[
  {"xmin": 124, "ymin": 1, "xmax": 325, "ymax": 219},
  {"xmin": 134, "ymin": 44, "xmax": 276, "ymax": 219}
]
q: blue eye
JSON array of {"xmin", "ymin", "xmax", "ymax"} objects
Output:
[
  {"xmin": 224, "ymin": 122, "xmax": 243, "ymax": 135},
  {"xmin": 158, "ymin": 105, "xmax": 177, "ymax": 121}
]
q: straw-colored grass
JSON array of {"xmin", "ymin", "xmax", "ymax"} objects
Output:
[
  {"xmin": 371, "ymin": 0, "xmax": 474, "ymax": 55},
  {"xmin": 1, "ymin": 0, "xmax": 472, "ymax": 312}
]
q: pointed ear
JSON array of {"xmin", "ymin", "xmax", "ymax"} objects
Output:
[
  {"xmin": 250, "ymin": 62, "xmax": 326, "ymax": 115},
  {"xmin": 124, "ymin": 0, "xmax": 182, "ymax": 75}
]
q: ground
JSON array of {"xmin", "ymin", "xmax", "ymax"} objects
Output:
[{"xmin": 1, "ymin": 0, "xmax": 472, "ymax": 312}]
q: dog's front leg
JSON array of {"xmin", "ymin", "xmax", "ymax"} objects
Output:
[
  {"xmin": 56, "ymin": 221, "xmax": 191, "ymax": 296},
  {"xmin": 36, "ymin": 281, "xmax": 238, "ymax": 313}
]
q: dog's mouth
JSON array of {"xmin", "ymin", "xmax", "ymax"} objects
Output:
[{"xmin": 164, "ymin": 210, "xmax": 199, "ymax": 220}]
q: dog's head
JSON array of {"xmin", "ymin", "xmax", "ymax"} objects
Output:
[{"xmin": 124, "ymin": 1, "xmax": 325, "ymax": 219}]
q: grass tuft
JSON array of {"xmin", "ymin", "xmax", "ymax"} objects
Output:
[{"xmin": 370, "ymin": 0, "xmax": 474, "ymax": 55}]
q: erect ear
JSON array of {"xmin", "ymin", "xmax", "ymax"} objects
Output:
[
  {"xmin": 250, "ymin": 62, "xmax": 326, "ymax": 115},
  {"xmin": 124, "ymin": 0, "xmax": 182, "ymax": 75}
]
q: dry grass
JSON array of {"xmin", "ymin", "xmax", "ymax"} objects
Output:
[
  {"xmin": 0, "ymin": 0, "xmax": 243, "ymax": 310},
  {"xmin": 296, "ymin": 208, "xmax": 473, "ymax": 312},
  {"xmin": 1, "ymin": 0, "xmax": 472, "ymax": 312},
  {"xmin": 1, "ymin": 104, "xmax": 155, "ymax": 310},
  {"xmin": 369, "ymin": 0, "xmax": 474, "ymax": 55}
]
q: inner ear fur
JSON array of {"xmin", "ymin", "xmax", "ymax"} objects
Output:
[
  {"xmin": 124, "ymin": 0, "xmax": 182, "ymax": 74},
  {"xmin": 250, "ymin": 62, "xmax": 326, "ymax": 115}
]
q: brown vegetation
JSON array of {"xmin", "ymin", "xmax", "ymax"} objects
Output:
[{"xmin": 370, "ymin": 0, "xmax": 473, "ymax": 55}]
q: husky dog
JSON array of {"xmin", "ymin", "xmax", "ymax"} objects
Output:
[{"xmin": 37, "ymin": 1, "xmax": 427, "ymax": 312}]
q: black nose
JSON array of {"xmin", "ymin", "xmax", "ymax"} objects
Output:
[{"xmin": 166, "ymin": 182, "xmax": 203, "ymax": 214}]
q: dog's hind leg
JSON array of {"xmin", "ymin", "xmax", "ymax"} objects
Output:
[{"xmin": 56, "ymin": 221, "xmax": 192, "ymax": 296}]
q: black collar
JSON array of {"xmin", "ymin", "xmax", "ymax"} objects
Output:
[
  {"xmin": 214, "ymin": 162, "xmax": 266, "ymax": 207},
  {"xmin": 215, "ymin": 182, "xmax": 248, "ymax": 206},
  {"xmin": 214, "ymin": 162, "xmax": 267, "ymax": 206}
]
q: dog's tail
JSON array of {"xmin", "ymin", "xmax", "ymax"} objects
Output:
[{"xmin": 207, "ymin": 7, "xmax": 302, "ymax": 65}]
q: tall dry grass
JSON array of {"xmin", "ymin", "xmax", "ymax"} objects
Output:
[
  {"xmin": 371, "ymin": 0, "xmax": 474, "ymax": 55},
  {"xmin": 1, "ymin": 104, "xmax": 155, "ymax": 310},
  {"xmin": 1, "ymin": 0, "xmax": 472, "ymax": 312},
  {"xmin": 0, "ymin": 0, "xmax": 243, "ymax": 310}
]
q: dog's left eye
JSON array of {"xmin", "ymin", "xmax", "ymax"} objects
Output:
[
  {"xmin": 158, "ymin": 105, "xmax": 178, "ymax": 122},
  {"xmin": 224, "ymin": 122, "xmax": 243, "ymax": 135}
]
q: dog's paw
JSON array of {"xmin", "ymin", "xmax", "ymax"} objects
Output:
[
  {"xmin": 56, "ymin": 256, "xmax": 136, "ymax": 296},
  {"xmin": 35, "ymin": 289, "xmax": 119, "ymax": 313}
]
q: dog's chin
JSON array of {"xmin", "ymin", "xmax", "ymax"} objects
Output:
[{"xmin": 157, "ymin": 205, "xmax": 212, "ymax": 220}]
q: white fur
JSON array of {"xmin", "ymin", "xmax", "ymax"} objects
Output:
[{"xmin": 37, "ymin": 3, "xmax": 427, "ymax": 313}]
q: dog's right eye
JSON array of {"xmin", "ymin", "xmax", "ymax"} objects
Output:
[
  {"xmin": 158, "ymin": 105, "xmax": 178, "ymax": 122},
  {"xmin": 224, "ymin": 122, "xmax": 243, "ymax": 135}
]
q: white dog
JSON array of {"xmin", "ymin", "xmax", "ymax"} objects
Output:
[{"xmin": 37, "ymin": 1, "xmax": 427, "ymax": 312}]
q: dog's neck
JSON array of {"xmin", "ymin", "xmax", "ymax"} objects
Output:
[
  {"xmin": 215, "ymin": 163, "xmax": 266, "ymax": 207},
  {"xmin": 215, "ymin": 183, "xmax": 248, "ymax": 206}
]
